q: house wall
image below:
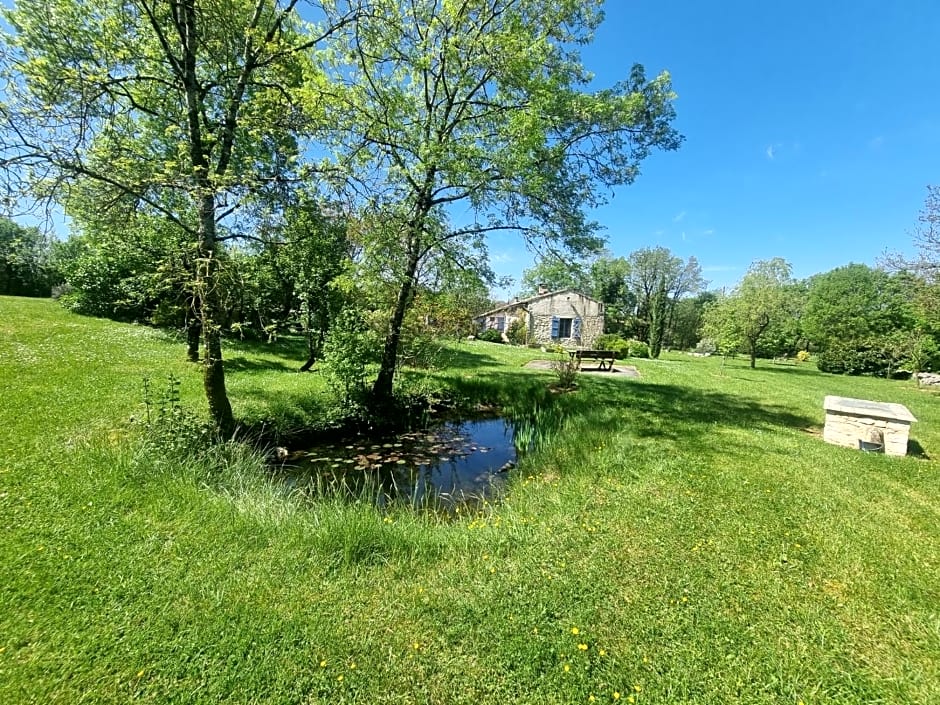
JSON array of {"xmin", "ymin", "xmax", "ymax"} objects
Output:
[
  {"xmin": 479, "ymin": 291, "xmax": 605, "ymax": 347},
  {"xmin": 528, "ymin": 292, "xmax": 604, "ymax": 348}
]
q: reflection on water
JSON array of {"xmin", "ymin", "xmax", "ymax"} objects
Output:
[{"xmin": 280, "ymin": 417, "xmax": 517, "ymax": 510}]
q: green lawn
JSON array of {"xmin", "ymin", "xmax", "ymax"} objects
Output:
[{"xmin": 2, "ymin": 296, "xmax": 939, "ymax": 704}]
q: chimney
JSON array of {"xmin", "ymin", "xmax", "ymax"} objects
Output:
[{"xmin": 537, "ymin": 285, "xmax": 548, "ymax": 295}]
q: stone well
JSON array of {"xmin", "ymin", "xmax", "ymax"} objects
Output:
[{"xmin": 822, "ymin": 396, "xmax": 917, "ymax": 457}]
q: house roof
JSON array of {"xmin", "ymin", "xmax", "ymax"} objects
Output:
[{"xmin": 476, "ymin": 288, "xmax": 602, "ymax": 318}]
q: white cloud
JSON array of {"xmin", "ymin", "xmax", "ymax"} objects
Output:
[
  {"xmin": 672, "ymin": 210, "xmax": 686, "ymax": 223},
  {"xmin": 702, "ymin": 229, "xmax": 714, "ymax": 236},
  {"xmin": 765, "ymin": 144, "xmax": 776, "ymax": 160}
]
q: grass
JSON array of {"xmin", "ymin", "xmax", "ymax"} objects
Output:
[{"xmin": 2, "ymin": 295, "xmax": 939, "ymax": 704}]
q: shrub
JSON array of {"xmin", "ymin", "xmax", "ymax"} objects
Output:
[
  {"xmin": 816, "ymin": 343, "xmax": 883, "ymax": 376},
  {"xmin": 321, "ymin": 308, "xmax": 380, "ymax": 404},
  {"xmin": 627, "ymin": 339, "xmax": 650, "ymax": 358},
  {"xmin": 506, "ymin": 319, "xmax": 527, "ymax": 346},
  {"xmin": 595, "ymin": 333, "xmax": 623, "ymax": 350},
  {"xmin": 550, "ymin": 350, "xmax": 579, "ymax": 390},
  {"xmin": 796, "ymin": 350, "xmax": 811, "ymax": 363},
  {"xmin": 596, "ymin": 334, "xmax": 631, "ymax": 359},
  {"xmin": 477, "ymin": 328, "xmax": 504, "ymax": 344}
]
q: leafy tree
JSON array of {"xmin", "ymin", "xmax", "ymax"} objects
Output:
[
  {"xmin": 669, "ymin": 291, "xmax": 716, "ymax": 350},
  {"xmin": 0, "ymin": 217, "xmax": 54, "ymax": 296},
  {"xmin": 520, "ymin": 256, "xmax": 589, "ymax": 296},
  {"xmin": 319, "ymin": 0, "xmax": 682, "ymax": 403},
  {"xmin": 626, "ymin": 246, "xmax": 705, "ymax": 356},
  {"xmin": 702, "ymin": 258, "xmax": 793, "ymax": 368},
  {"xmin": 803, "ymin": 264, "xmax": 912, "ymax": 350},
  {"xmin": 0, "ymin": 0, "xmax": 350, "ymax": 434},
  {"xmin": 883, "ymin": 185, "xmax": 940, "ymax": 334},
  {"xmin": 587, "ymin": 254, "xmax": 634, "ymax": 334}
]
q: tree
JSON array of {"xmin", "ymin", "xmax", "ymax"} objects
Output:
[
  {"xmin": 587, "ymin": 254, "xmax": 634, "ymax": 334},
  {"xmin": 803, "ymin": 264, "xmax": 913, "ymax": 350},
  {"xmin": 626, "ymin": 246, "xmax": 704, "ymax": 356},
  {"xmin": 520, "ymin": 256, "xmax": 589, "ymax": 297},
  {"xmin": 0, "ymin": 0, "xmax": 351, "ymax": 434},
  {"xmin": 669, "ymin": 291, "xmax": 716, "ymax": 350},
  {"xmin": 702, "ymin": 258, "xmax": 793, "ymax": 368},
  {"xmin": 0, "ymin": 217, "xmax": 54, "ymax": 297},
  {"xmin": 883, "ymin": 185, "xmax": 940, "ymax": 333},
  {"xmin": 319, "ymin": 0, "xmax": 682, "ymax": 403}
]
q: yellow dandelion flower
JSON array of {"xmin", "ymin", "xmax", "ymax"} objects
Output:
[
  {"xmin": 578, "ymin": 643, "xmax": 588, "ymax": 651},
  {"xmin": 599, "ymin": 649, "xmax": 607, "ymax": 657},
  {"xmin": 563, "ymin": 663, "xmax": 570, "ymax": 673},
  {"xmin": 634, "ymin": 684, "xmax": 642, "ymax": 692},
  {"xmin": 337, "ymin": 674, "xmax": 343, "ymax": 682},
  {"xmin": 613, "ymin": 692, "xmax": 621, "ymax": 700},
  {"xmin": 571, "ymin": 627, "xmax": 580, "ymax": 635},
  {"xmin": 589, "ymin": 696, "xmax": 596, "ymax": 703},
  {"xmin": 412, "ymin": 642, "xmax": 420, "ymax": 650},
  {"xmin": 136, "ymin": 669, "xmax": 145, "ymax": 678},
  {"xmin": 350, "ymin": 662, "xmax": 356, "ymax": 669},
  {"xmin": 319, "ymin": 660, "xmax": 327, "ymax": 668},
  {"xmin": 628, "ymin": 697, "xmax": 635, "ymax": 704}
]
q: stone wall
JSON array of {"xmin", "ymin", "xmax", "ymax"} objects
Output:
[
  {"xmin": 531, "ymin": 314, "xmax": 603, "ymax": 348},
  {"xmin": 821, "ymin": 396, "xmax": 917, "ymax": 457},
  {"xmin": 479, "ymin": 290, "xmax": 606, "ymax": 347},
  {"xmin": 528, "ymin": 291, "xmax": 604, "ymax": 348}
]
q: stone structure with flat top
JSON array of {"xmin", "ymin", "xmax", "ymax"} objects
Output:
[{"xmin": 823, "ymin": 396, "xmax": 918, "ymax": 457}]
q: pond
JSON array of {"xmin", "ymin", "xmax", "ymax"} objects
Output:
[{"xmin": 279, "ymin": 417, "xmax": 518, "ymax": 511}]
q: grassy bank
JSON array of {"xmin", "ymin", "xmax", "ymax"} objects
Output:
[{"xmin": 1, "ymin": 296, "xmax": 939, "ymax": 704}]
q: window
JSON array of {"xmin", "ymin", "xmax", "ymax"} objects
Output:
[
  {"xmin": 496, "ymin": 316, "xmax": 505, "ymax": 332},
  {"xmin": 557, "ymin": 317, "xmax": 572, "ymax": 338}
]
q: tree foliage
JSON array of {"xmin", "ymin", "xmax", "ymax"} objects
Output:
[
  {"xmin": 0, "ymin": 0, "xmax": 350, "ymax": 433},
  {"xmin": 319, "ymin": 0, "xmax": 682, "ymax": 400},
  {"xmin": 626, "ymin": 246, "xmax": 705, "ymax": 356},
  {"xmin": 702, "ymin": 258, "xmax": 794, "ymax": 368},
  {"xmin": 0, "ymin": 217, "xmax": 55, "ymax": 297}
]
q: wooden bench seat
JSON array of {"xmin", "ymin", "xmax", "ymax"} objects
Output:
[{"xmin": 568, "ymin": 349, "xmax": 616, "ymax": 371}]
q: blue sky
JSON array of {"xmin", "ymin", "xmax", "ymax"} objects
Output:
[{"xmin": 488, "ymin": 0, "xmax": 940, "ymax": 295}]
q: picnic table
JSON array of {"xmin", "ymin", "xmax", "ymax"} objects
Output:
[{"xmin": 568, "ymin": 349, "xmax": 616, "ymax": 371}]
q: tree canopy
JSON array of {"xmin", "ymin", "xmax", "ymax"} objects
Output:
[
  {"xmin": 703, "ymin": 258, "xmax": 794, "ymax": 368},
  {"xmin": 318, "ymin": 0, "xmax": 682, "ymax": 400}
]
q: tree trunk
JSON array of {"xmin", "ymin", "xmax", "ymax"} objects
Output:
[
  {"xmin": 371, "ymin": 249, "xmax": 420, "ymax": 403},
  {"xmin": 186, "ymin": 314, "xmax": 201, "ymax": 362},
  {"xmin": 196, "ymin": 192, "xmax": 234, "ymax": 437}
]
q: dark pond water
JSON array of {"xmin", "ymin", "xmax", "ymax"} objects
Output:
[{"xmin": 279, "ymin": 417, "xmax": 517, "ymax": 510}]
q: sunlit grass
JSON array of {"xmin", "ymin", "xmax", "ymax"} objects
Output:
[{"xmin": 2, "ymin": 296, "xmax": 939, "ymax": 704}]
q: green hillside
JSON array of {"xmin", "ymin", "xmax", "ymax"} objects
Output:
[{"xmin": 1, "ymin": 296, "xmax": 938, "ymax": 704}]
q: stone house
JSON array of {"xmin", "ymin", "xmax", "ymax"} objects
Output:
[{"xmin": 477, "ymin": 288, "xmax": 605, "ymax": 348}]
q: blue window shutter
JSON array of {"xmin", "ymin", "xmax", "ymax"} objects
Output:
[
  {"xmin": 573, "ymin": 317, "xmax": 582, "ymax": 338},
  {"xmin": 551, "ymin": 316, "xmax": 559, "ymax": 338}
]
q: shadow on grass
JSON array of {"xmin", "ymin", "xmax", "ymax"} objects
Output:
[
  {"xmin": 443, "ymin": 365, "xmax": 817, "ymax": 450},
  {"xmin": 907, "ymin": 438, "xmax": 930, "ymax": 460},
  {"xmin": 438, "ymin": 345, "xmax": 516, "ymax": 370},
  {"xmin": 754, "ymin": 364, "xmax": 822, "ymax": 377},
  {"xmin": 224, "ymin": 356, "xmax": 300, "ymax": 374},
  {"xmin": 226, "ymin": 334, "xmax": 310, "ymax": 362}
]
